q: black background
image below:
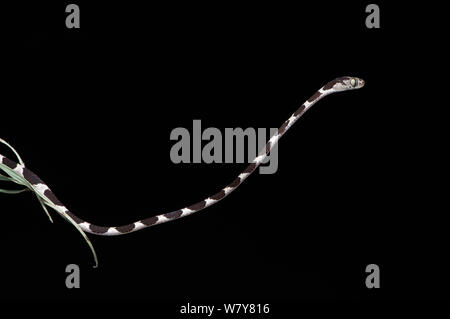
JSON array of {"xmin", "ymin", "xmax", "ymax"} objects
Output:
[{"xmin": 0, "ymin": 0, "xmax": 448, "ymax": 307}]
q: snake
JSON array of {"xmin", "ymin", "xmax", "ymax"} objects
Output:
[{"xmin": 0, "ymin": 76, "xmax": 364, "ymax": 267}]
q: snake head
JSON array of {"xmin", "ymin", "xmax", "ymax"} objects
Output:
[{"xmin": 326, "ymin": 76, "xmax": 365, "ymax": 91}]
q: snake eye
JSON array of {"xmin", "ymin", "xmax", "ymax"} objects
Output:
[{"xmin": 350, "ymin": 78, "xmax": 357, "ymax": 87}]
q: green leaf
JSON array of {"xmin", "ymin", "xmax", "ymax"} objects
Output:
[
  {"xmin": 0, "ymin": 138, "xmax": 25, "ymax": 165},
  {"xmin": 0, "ymin": 188, "xmax": 29, "ymax": 194}
]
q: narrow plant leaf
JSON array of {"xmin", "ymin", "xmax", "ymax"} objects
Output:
[
  {"xmin": 0, "ymin": 138, "xmax": 25, "ymax": 165},
  {"xmin": 36, "ymin": 195, "xmax": 54, "ymax": 223},
  {"xmin": 0, "ymin": 188, "xmax": 29, "ymax": 194}
]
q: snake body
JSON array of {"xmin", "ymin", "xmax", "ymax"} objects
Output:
[{"xmin": 0, "ymin": 76, "xmax": 364, "ymax": 266}]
